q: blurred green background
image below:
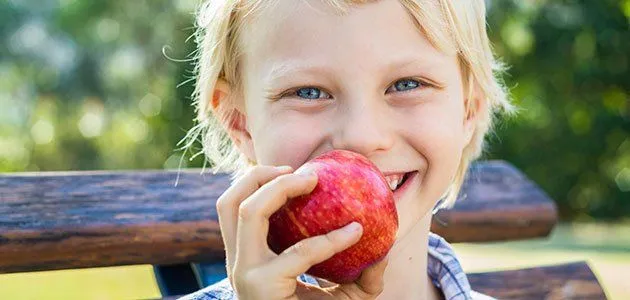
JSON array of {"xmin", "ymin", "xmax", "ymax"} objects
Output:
[{"xmin": 1, "ymin": 0, "xmax": 629, "ymax": 299}]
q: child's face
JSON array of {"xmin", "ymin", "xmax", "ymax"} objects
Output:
[{"xmin": 230, "ymin": 0, "xmax": 477, "ymax": 236}]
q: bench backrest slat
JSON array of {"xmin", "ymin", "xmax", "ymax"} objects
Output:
[
  {"xmin": 469, "ymin": 261, "xmax": 608, "ymax": 299},
  {"xmin": 0, "ymin": 160, "xmax": 557, "ymax": 273}
]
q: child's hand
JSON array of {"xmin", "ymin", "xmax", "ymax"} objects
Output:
[{"xmin": 216, "ymin": 165, "xmax": 389, "ymax": 300}]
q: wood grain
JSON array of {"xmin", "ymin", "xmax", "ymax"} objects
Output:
[
  {"xmin": 469, "ymin": 261, "xmax": 608, "ymax": 299},
  {"xmin": 159, "ymin": 262, "xmax": 607, "ymax": 300},
  {"xmin": 0, "ymin": 160, "xmax": 557, "ymax": 273},
  {"xmin": 432, "ymin": 161, "xmax": 558, "ymax": 242}
]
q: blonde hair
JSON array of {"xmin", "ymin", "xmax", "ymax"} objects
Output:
[{"xmin": 182, "ymin": 0, "xmax": 516, "ymax": 208}]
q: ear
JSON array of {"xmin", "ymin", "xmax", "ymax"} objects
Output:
[
  {"xmin": 210, "ymin": 78, "xmax": 257, "ymax": 164},
  {"xmin": 462, "ymin": 85, "xmax": 485, "ymax": 147}
]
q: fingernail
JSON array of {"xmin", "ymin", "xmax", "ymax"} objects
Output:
[
  {"xmin": 343, "ymin": 222, "xmax": 361, "ymax": 233},
  {"xmin": 300, "ymin": 172, "xmax": 317, "ymax": 179},
  {"xmin": 294, "ymin": 165, "xmax": 316, "ymax": 175},
  {"xmin": 275, "ymin": 165, "xmax": 293, "ymax": 172}
]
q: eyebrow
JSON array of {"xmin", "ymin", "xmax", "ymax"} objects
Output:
[
  {"xmin": 264, "ymin": 54, "xmax": 445, "ymax": 86},
  {"xmin": 264, "ymin": 61, "xmax": 333, "ymax": 86}
]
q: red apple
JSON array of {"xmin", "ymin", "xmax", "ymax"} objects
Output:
[{"xmin": 267, "ymin": 149, "xmax": 398, "ymax": 283}]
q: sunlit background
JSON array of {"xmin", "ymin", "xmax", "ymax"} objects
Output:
[{"xmin": 1, "ymin": 0, "xmax": 629, "ymax": 299}]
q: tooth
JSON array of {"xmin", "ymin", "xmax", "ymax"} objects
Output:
[
  {"xmin": 386, "ymin": 175, "xmax": 402, "ymax": 191},
  {"xmin": 388, "ymin": 178, "xmax": 397, "ymax": 190}
]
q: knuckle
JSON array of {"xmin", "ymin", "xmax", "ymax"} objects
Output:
[
  {"xmin": 325, "ymin": 231, "xmax": 347, "ymax": 252},
  {"xmin": 215, "ymin": 194, "xmax": 228, "ymax": 212},
  {"xmin": 323, "ymin": 233, "xmax": 342, "ymax": 253},
  {"xmin": 245, "ymin": 166, "xmax": 261, "ymax": 177},
  {"xmin": 238, "ymin": 201, "xmax": 256, "ymax": 220},
  {"xmin": 290, "ymin": 239, "xmax": 315, "ymax": 259},
  {"xmin": 255, "ymin": 174, "xmax": 291, "ymax": 198},
  {"xmin": 234, "ymin": 269, "xmax": 262, "ymax": 294},
  {"xmin": 375, "ymin": 284, "xmax": 385, "ymax": 295},
  {"xmin": 268, "ymin": 173, "xmax": 294, "ymax": 188},
  {"xmin": 366, "ymin": 284, "xmax": 385, "ymax": 298},
  {"xmin": 247, "ymin": 165, "xmax": 272, "ymax": 178},
  {"xmin": 324, "ymin": 231, "xmax": 339, "ymax": 245}
]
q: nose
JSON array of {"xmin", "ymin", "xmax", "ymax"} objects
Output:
[{"xmin": 331, "ymin": 100, "xmax": 394, "ymax": 156}]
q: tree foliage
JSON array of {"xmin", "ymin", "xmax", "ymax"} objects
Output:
[{"xmin": 1, "ymin": 0, "xmax": 628, "ymax": 220}]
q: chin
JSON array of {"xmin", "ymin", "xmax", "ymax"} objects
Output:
[{"xmin": 392, "ymin": 175, "xmax": 432, "ymax": 242}]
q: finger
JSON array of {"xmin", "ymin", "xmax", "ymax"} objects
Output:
[
  {"xmin": 294, "ymin": 281, "xmax": 336, "ymax": 300},
  {"xmin": 235, "ymin": 172, "xmax": 319, "ymax": 266},
  {"xmin": 217, "ymin": 166, "xmax": 294, "ymax": 240},
  {"xmin": 216, "ymin": 166, "xmax": 293, "ymax": 278},
  {"xmin": 264, "ymin": 222, "xmax": 363, "ymax": 279},
  {"xmin": 339, "ymin": 255, "xmax": 389, "ymax": 298}
]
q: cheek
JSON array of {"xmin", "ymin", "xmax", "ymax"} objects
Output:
[
  {"xmin": 412, "ymin": 118, "xmax": 463, "ymax": 173},
  {"xmin": 403, "ymin": 99, "xmax": 466, "ymax": 198},
  {"xmin": 405, "ymin": 97, "xmax": 466, "ymax": 153},
  {"xmin": 250, "ymin": 111, "xmax": 326, "ymax": 168}
]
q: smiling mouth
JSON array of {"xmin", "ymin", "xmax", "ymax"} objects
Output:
[{"xmin": 384, "ymin": 171, "xmax": 417, "ymax": 192}]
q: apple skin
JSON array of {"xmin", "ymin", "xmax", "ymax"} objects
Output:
[{"xmin": 267, "ymin": 149, "xmax": 399, "ymax": 284}]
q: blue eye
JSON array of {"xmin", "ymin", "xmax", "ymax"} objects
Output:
[
  {"xmin": 296, "ymin": 88, "xmax": 320, "ymax": 99},
  {"xmin": 390, "ymin": 79, "xmax": 420, "ymax": 92},
  {"xmin": 295, "ymin": 87, "xmax": 331, "ymax": 100}
]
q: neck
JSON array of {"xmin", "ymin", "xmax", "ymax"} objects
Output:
[{"xmin": 377, "ymin": 211, "xmax": 442, "ymax": 300}]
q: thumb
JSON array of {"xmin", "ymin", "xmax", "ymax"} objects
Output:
[
  {"xmin": 354, "ymin": 255, "xmax": 389, "ymax": 295},
  {"xmin": 332, "ymin": 255, "xmax": 389, "ymax": 299}
]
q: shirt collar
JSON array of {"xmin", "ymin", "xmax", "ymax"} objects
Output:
[{"xmin": 427, "ymin": 232, "xmax": 473, "ymax": 300}]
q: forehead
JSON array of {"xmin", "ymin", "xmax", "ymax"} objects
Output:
[{"xmin": 240, "ymin": 0, "xmax": 454, "ymax": 81}]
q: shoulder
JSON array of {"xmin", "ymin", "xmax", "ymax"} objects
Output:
[
  {"xmin": 427, "ymin": 232, "xmax": 470, "ymax": 289},
  {"xmin": 177, "ymin": 277, "xmax": 234, "ymax": 300},
  {"xmin": 427, "ymin": 233, "xmax": 498, "ymax": 300}
]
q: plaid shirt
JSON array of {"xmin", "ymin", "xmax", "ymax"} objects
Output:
[{"xmin": 180, "ymin": 233, "xmax": 494, "ymax": 300}]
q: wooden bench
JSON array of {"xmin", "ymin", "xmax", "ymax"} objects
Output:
[{"xmin": 0, "ymin": 160, "xmax": 608, "ymax": 299}]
